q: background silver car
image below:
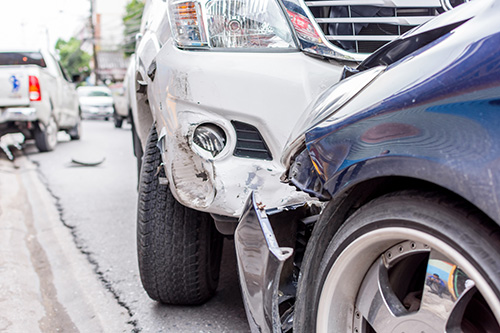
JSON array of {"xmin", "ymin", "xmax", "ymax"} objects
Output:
[{"xmin": 77, "ymin": 85, "xmax": 115, "ymax": 121}]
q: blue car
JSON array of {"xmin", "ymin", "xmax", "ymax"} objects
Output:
[{"xmin": 235, "ymin": 0, "xmax": 500, "ymax": 332}]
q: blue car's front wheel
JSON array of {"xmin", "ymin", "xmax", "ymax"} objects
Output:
[{"xmin": 295, "ymin": 191, "xmax": 500, "ymax": 333}]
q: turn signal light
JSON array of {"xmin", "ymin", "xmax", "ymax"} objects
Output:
[{"xmin": 170, "ymin": 1, "xmax": 208, "ymax": 47}]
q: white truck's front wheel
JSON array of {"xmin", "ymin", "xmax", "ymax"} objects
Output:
[{"xmin": 136, "ymin": 125, "xmax": 224, "ymax": 305}]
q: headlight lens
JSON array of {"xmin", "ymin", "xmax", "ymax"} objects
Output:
[
  {"xmin": 192, "ymin": 123, "xmax": 227, "ymax": 157},
  {"xmin": 169, "ymin": 0, "xmax": 296, "ymax": 50}
]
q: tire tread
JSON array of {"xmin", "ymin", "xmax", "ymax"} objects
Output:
[{"xmin": 137, "ymin": 125, "xmax": 223, "ymax": 305}]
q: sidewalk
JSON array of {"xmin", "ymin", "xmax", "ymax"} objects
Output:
[{"xmin": 0, "ymin": 154, "xmax": 133, "ymax": 332}]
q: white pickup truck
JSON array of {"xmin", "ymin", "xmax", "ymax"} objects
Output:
[{"xmin": 0, "ymin": 49, "xmax": 81, "ymax": 152}]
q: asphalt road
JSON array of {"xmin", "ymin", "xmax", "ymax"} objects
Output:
[
  {"xmin": 0, "ymin": 152, "xmax": 132, "ymax": 332},
  {"xmin": 10, "ymin": 120, "xmax": 250, "ymax": 332}
]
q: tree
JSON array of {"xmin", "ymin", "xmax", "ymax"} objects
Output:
[
  {"xmin": 55, "ymin": 38, "xmax": 91, "ymax": 79},
  {"xmin": 123, "ymin": 0, "xmax": 145, "ymax": 56}
]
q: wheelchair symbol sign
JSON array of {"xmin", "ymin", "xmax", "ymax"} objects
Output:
[{"xmin": 10, "ymin": 75, "xmax": 20, "ymax": 93}]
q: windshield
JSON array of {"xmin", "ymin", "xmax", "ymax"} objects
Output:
[
  {"xmin": 78, "ymin": 89, "xmax": 112, "ymax": 97},
  {"xmin": 0, "ymin": 52, "xmax": 47, "ymax": 67}
]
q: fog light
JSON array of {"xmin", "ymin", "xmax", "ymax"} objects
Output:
[{"xmin": 193, "ymin": 124, "xmax": 226, "ymax": 157}]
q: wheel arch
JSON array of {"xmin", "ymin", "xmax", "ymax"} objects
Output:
[
  {"xmin": 294, "ymin": 174, "xmax": 499, "ymax": 331},
  {"xmin": 37, "ymin": 97, "xmax": 56, "ymax": 127},
  {"xmin": 312, "ymin": 152, "xmax": 500, "ymax": 227},
  {"xmin": 133, "ymin": 70, "xmax": 154, "ymax": 151},
  {"xmin": 314, "ymin": 175, "xmax": 497, "ymax": 258}
]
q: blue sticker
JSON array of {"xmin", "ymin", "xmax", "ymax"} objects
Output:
[{"xmin": 10, "ymin": 75, "xmax": 20, "ymax": 93}]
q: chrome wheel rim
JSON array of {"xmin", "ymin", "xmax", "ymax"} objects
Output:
[{"xmin": 316, "ymin": 227, "xmax": 500, "ymax": 333}]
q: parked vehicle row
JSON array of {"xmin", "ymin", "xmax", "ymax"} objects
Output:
[{"xmin": 127, "ymin": 0, "xmax": 500, "ymax": 331}]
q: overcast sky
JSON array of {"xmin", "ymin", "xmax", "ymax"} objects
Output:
[{"xmin": 0, "ymin": 0, "xmax": 128, "ymax": 50}]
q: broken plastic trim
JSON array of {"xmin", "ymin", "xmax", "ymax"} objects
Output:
[
  {"xmin": 235, "ymin": 192, "xmax": 294, "ymax": 333},
  {"xmin": 288, "ymin": 148, "xmax": 330, "ymax": 201},
  {"xmin": 147, "ymin": 59, "xmax": 157, "ymax": 81}
]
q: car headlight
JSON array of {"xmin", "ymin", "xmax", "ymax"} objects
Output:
[
  {"xmin": 281, "ymin": 66, "xmax": 386, "ymax": 169},
  {"xmin": 168, "ymin": 0, "xmax": 296, "ymax": 50}
]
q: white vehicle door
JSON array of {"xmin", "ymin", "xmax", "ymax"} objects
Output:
[
  {"xmin": 55, "ymin": 60, "xmax": 78, "ymax": 127},
  {"xmin": 44, "ymin": 53, "xmax": 77, "ymax": 127}
]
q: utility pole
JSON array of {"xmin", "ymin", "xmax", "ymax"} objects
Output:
[
  {"xmin": 90, "ymin": 0, "xmax": 99, "ymax": 84},
  {"xmin": 45, "ymin": 27, "xmax": 50, "ymax": 51}
]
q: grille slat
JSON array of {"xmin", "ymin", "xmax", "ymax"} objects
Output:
[
  {"xmin": 306, "ymin": 1, "xmax": 442, "ymax": 7},
  {"xmin": 326, "ymin": 35, "xmax": 397, "ymax": 41},
  {"xmin": 236, "ymin": 147, "xmax": 271, "ymax": 153},
  {"xmin": 232, "ymin": 121, "xmax": 273, "ymax": 161},
  {"xmin": 317, "ymin": 16, "xmax": 430, "ymax": 25},
  {"xmin": 237, "ymin": 140, "xmax": 270, "ymax": 151}
]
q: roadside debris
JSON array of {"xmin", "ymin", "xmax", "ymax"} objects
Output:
[
  {"xmin": 0, "ymin": 133, "xmax": 24, "ymax": 160},
  {"xmin": 71, "ymin": 157, "xmax": 105, "ymax": 167},
  {"xmin": 71, "ymin": 153, "xmax": 106, "ymax": 167}
]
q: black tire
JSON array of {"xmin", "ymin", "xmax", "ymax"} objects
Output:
[
  {"xmin": 113, "ymin": 112, "xmax": 123, "ymax": 128},
  {"xmin": 137, "ymin": 125, "xmax": 224, "ymax": 305},
  {"xmin": 295, "ymin": 191, "xmax": 500, "ymax": 332},
  {"xmin": 68, "ymin": 116, "xmax": 82, "ymax": 140},
  {"xmin": 34, "ymin": 115, "xmax": 58, "ymax": 152}
]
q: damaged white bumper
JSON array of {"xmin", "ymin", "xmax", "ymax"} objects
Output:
[
  {"xmin": 158, "ymin": 109, "xmax": 311, "ymax": 217},
  {"xmin": 151, "ymin": 41, "xmax": 343, "ymax": 217}
]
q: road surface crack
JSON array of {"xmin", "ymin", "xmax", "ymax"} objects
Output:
[{"xmin": 31, "ymin": 159, "xmax": 141, "ymax": 332}]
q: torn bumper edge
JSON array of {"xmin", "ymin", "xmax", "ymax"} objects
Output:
[{"xmin": 235, "ymin": 192, "xmax": 294, "ymax": 333}]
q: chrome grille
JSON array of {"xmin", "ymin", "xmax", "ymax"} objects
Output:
[{"xmin": 304, "ymin": 0, "xmax": 468, "ymax": 54}]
